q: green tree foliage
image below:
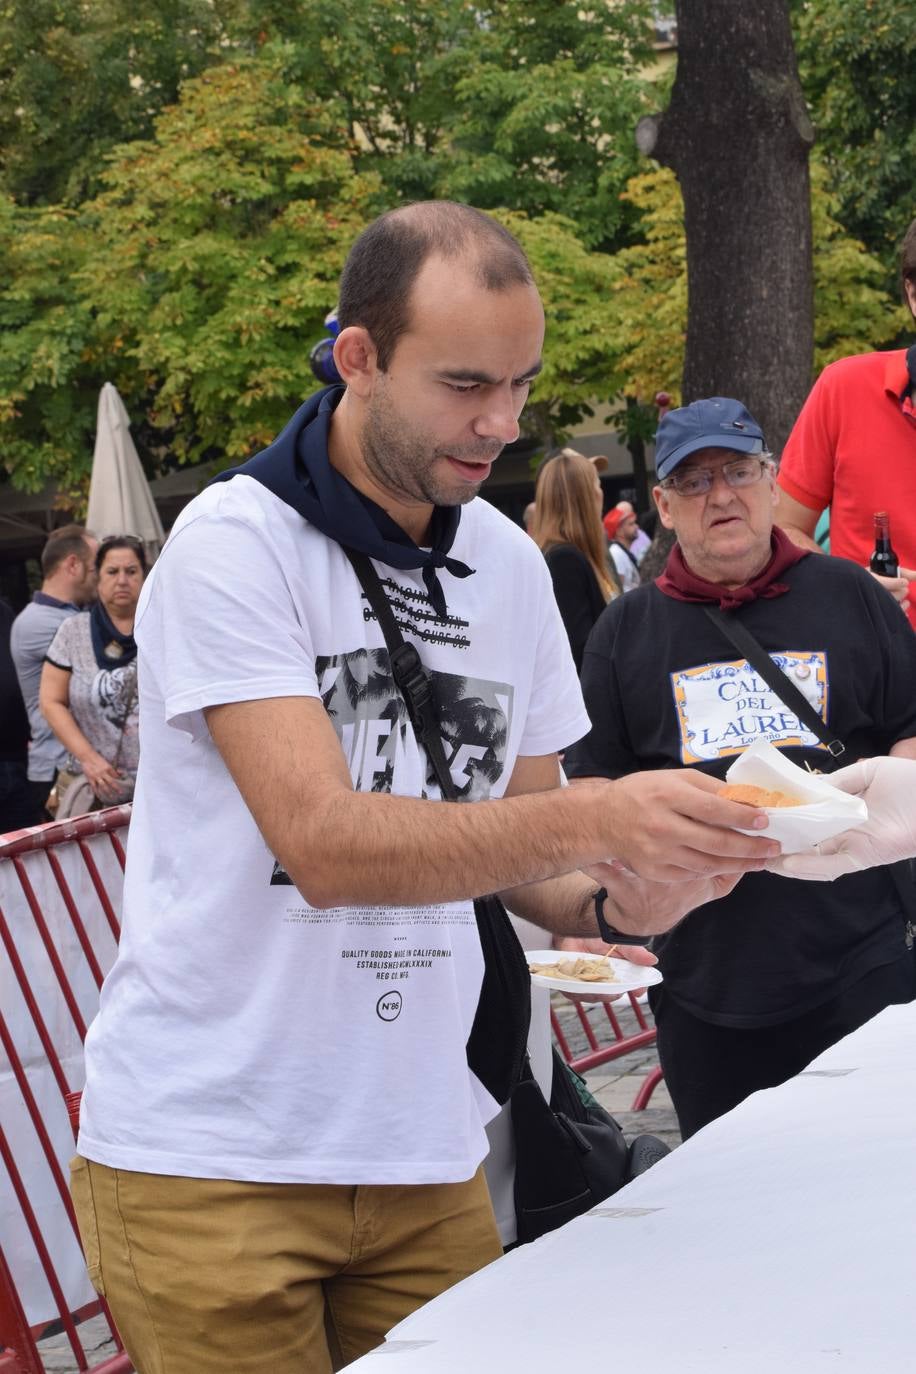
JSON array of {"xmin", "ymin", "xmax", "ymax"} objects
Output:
[
  {"xmin": 0, "ymin": 0, "xmax": 230, "ymax": 205},
  {"xmin": 86, "ymin": 59, "xmax": 380, "ymax": 467},
  {"xmin": 0, "ymin": 58, "xmax": 379, "ymax": 488},
  {"xmin": 0, "ymin": 197, "xmax": 97, "ymax": 492},
  {"xmin": 442, "ymin": 0, "xmax": 656, "ymax": 251},
  {"xmin": 489, "ymin": 210, "xmax": 624, "ymax": 446},
  {"xmin": 808, "ymin": 160, "xmax": 908, "ymax": 369},
  {"xmin": 224, "ymin": 0, "xmax": 656, "ymax": 248},
  {"xmin": 602, "ymin": 159, "xmax": 900, "ymax": 412},
  {"xmin": 0, "ymin": 1, "xmax": 662, "ymax": 493},
  {"xmin": 793, "ymin": 0, "xmax": 916, "ymax": 272},
  {"xmin": 602, "ymin": 167, "xmax": 687, "ymax": 406},
  {"xmin": 224, "ymin": 1, "xmax": 478, "ymax": 204},
  {"xmin": 0, "ymin": 55, "xmax": 628, "ymax": 489}
]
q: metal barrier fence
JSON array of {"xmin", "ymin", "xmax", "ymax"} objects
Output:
[
  {"xmin": 551, "ymin": 996, "xmax": 664, "ymax": 1108},
  {"xmin": 0, "ymin": 809, "xmax": 133, "ymax": 1374},
  {"xmin": 0, "ymin": 808, "xmax": 661, "ymax": 1370}
]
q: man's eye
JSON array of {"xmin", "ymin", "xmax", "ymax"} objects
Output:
[
  {"xmin": 446, "ymin": 382, "xmax": 479, "ymax": 394},
  {"xmin": 679, "ymin": 476, "xmax": 706, "ymax": 494}
]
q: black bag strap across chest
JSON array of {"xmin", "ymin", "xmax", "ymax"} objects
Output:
[
  {"xmin": 342, "ymin": 546, "xmax": 531, "ymax": 1104},
  {"xmin": 344, "ymin": 548, "xmax": 461, "ymax": 801},
  {"xmin": 703, "ymin": 605, "xmax": 845, "ymax": 760},
  {"xmin": 704, "ymin": 604, "xmax": 916, "ymax": 933}
]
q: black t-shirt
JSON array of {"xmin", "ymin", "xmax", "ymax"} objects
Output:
[
  {"xmin": 543, "ymin": 543, "xmax": 607, "ymax": 674},
  {"xmin": 565, "ymin": 555, "xmax": 916, "ymax": 1027}
]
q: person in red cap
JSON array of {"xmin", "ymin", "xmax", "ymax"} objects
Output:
[{"xmin": 603, "ymin": 506, "xmax": 641, "ymax": 591}]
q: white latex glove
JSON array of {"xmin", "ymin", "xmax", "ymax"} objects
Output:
[{"xmin": 766, "ymin": 756, "xmax": 916, "ymax": 881}]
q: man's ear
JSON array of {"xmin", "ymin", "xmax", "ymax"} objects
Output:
[
  {"xmin": 653, "ymin": 485, "xmax": 675, "ymax": 531},
  {"xmin": 904, "ymin": 277, "xmax": 916, "ymax": 322},
  {"xmin": 333, "ymin": 326, "xmax": 378, "ymax": 398}
]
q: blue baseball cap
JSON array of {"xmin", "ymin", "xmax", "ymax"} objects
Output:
[{"xmin": 655, "ymin": 397, "xmax": 766, "ymax": 480}]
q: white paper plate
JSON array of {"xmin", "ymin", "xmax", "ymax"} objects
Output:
[{"xmin": 526, "ymin": 950, "xmax": 663, "ymax": 997}]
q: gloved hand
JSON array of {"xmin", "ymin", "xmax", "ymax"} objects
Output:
[{"xmin": 766, "ymin": 756, "xmax": 916, "ymax": 881}]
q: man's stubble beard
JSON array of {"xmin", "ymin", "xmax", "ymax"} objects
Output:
[{"xmin": 362, "ymin": 381, "xmax": 502, "ymax": 510}]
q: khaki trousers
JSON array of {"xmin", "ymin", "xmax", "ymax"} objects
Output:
[{"xmin": 70, "ymin": 1156, "xmax": 502, "ymax": 1373}]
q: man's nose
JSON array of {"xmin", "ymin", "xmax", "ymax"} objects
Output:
[
  {"xmin": 707, "ymin": 469, "xmax": 737, "ymax": 497},
  {"xmin": 473, "ymin": 388, "xmax": 521, "ymax": 445}
]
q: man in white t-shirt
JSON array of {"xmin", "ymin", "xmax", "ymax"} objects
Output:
[{"xmin": 70, "ymin": 202, "xmax": 778, "ymax": 1374}]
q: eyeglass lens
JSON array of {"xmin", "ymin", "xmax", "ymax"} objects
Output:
[{"xmin": 668, "ymin": 458, "xmax": 767, "ymax": 496}]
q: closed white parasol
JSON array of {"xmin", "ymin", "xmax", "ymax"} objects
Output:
[{"xmin": 86, "ymin": 383, "xmax": 165, "ymax": 564}]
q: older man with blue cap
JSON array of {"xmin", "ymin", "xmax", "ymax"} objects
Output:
[{"xmin": 564, "ymin": 396, "xmax": 916, "ymax": 1138}]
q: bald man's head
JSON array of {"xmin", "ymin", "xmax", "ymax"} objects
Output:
[{"xmin": 338, "ymin": 201, "xmax": 535, "ymax": 370}]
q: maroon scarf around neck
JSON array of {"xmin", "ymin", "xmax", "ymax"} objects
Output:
[{"xmin": 655, "ymin": 526, "xmax": 810, "ymax": 610}]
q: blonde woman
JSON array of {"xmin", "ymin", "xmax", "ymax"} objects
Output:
[{"xmin": 530, "ymin": 449, "xmax": 617, "ymax": 672}]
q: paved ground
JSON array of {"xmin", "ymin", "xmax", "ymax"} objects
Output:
[
  {"xmin": 32, "ymin": 1313, "xmax": 120, "ymax": 1372},
  {"xmin": 33, "ymin": 994, "xmax": 672, "ymax": 1372},
  {"xmin": 552, "ymin": 992, "xmax": 681, "ymax": 1151}
]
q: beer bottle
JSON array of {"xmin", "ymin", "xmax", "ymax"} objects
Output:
[{"xmin": 870, "ymin": 511, "xmax": 899, "ymax": 578}]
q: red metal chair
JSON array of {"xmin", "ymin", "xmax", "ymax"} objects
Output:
[{"xmin": 0, "ymin": 809, "xmax": 134, "ymax": 1373}]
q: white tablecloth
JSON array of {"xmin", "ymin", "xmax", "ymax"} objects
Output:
[{"xmin": 343, "ymin": 1000, "xmax": 916, "ymax": 1372}]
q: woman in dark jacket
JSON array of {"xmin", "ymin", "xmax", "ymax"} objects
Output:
[{"xmin": 530, "ymin": 450, "xmax": 618, "ymax": 672}]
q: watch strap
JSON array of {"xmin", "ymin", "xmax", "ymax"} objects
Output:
[{"xmin": 593, "ymin": 887, "xmax": 651, "ymax": 946}]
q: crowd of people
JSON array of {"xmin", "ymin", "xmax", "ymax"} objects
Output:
[
  {"xmin": 1, "ymin": 527, "xmax": 147, "ymax": 830},
  {"xmin": 2, "ymin": 200, "xmax": 915, "ymax": 1373}
]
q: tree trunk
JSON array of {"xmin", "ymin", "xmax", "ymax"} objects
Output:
[{"xmin": 639, "ymin": 0, "xmax": 814, "ymax": 454}]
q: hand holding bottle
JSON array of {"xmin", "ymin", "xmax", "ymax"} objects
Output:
[{"xmin": 868, "ymin": 510, "xmax": 914, "ymax": 609}]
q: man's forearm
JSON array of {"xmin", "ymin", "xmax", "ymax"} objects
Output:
[
  {"xmin": 777, "ymin": 521, "xmax": 823, "ymax": 553},
  {"xmin": 207, "ymin": 697, "xmax": 778, "ymax": 907},
  {"xmin": 279, "ymin": 782, "xmax": 615, "ymax": 909},
  {"xmin": 501, "ymin": 871, "xmax": 598, "ymax": 939}
]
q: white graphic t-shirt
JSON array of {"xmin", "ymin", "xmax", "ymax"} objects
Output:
[{"xmin": 78, "ymin": 477, "xmax": 589, "ymax": 1185}]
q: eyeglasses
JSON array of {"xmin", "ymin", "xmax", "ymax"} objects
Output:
[{"xmin": 659, "ymin": 455, "xmax": 773, "ymax": 498}]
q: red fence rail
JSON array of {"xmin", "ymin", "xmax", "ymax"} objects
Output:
[
  {"xmin": 551, "ymin": 994, "xmax": 663, "ymax": 1108},
  {"xmin": 1, "ymin": 808, "xmax": 662, "ymax": 1371},
  {"xmin": 0, "ymin": 809, "xmax": 133, "ymax": 1373}
]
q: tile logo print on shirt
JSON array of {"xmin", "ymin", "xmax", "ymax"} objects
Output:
[{"xmin": 671, "ymin": 650, "xmax": 830, "ymax": 764}]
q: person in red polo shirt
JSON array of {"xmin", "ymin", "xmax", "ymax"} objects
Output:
[{"xmin": 775, "ymin": 216, "xmax": 916, "ymax": 629}]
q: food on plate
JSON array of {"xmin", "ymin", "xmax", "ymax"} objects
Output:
[
  {"xmin": 721, "ymin": 782, "xmax": 803, "ymax": 808},
  {"xmin": 528, "ymin": 956, "xmax": 618, "ymax": 984}
]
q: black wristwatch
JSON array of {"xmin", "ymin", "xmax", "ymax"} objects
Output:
[{"xmin": 592, "ymin": 887, "xmax": 652, "ymax": 946}]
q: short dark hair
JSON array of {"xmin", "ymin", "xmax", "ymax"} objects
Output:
[
  {"xmin": 900, "ymin": 216, "xmax": 916, "ymax": 298},
  {"xmin": 337, "ymin": 201, "xmax": 534, "ymax": 370},
  {"xmin": 96, "ymin": 535, "xmax": 148, "ymax": 574},
  {"xmin": 41, "ymin": 525, "xmax": 93, "ymax": 577}
]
